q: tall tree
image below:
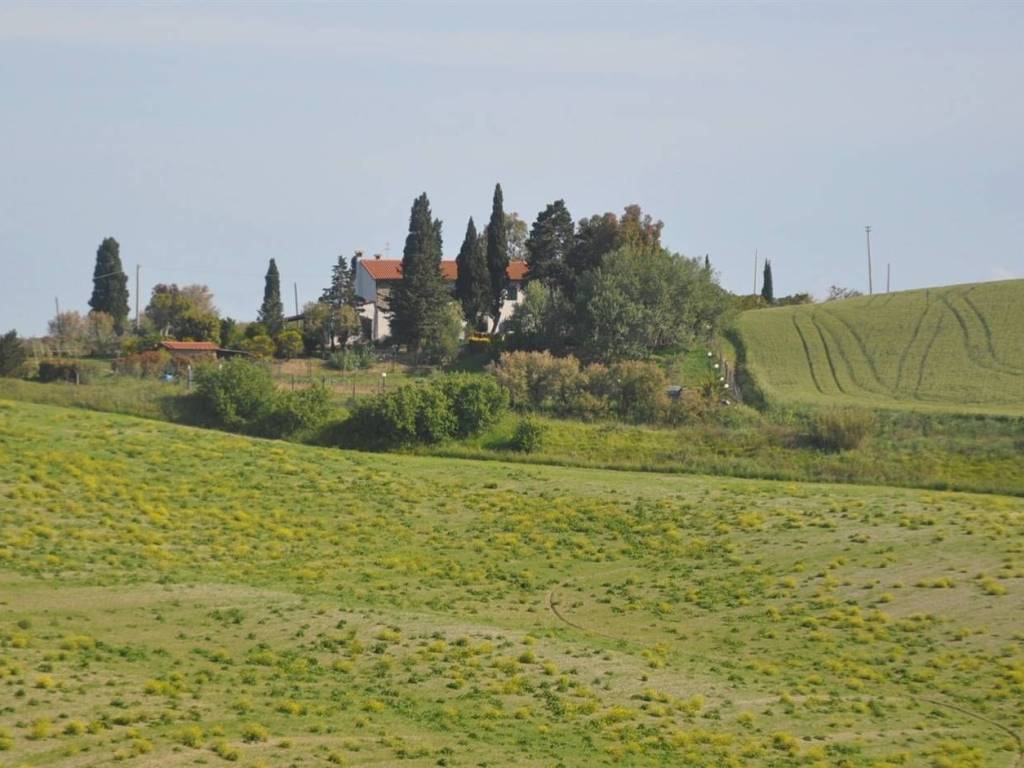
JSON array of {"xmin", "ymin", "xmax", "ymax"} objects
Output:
[
  {"xmin": 525, "ymin": 199, "xmax": 574, "ymax": 290},
  {"xmin": 258, "ymin": 259, "xmax": 285, "ymax": 335},
  {"xmin": 485, "ymin": 183, "xmax": 509, "ymax": 330},
  {"xmin": 0, "ymin": 330, "xmax": 26, "ymax": 377},
  {"xmin": 761, "ymin": 260, "xmax": 774, "ymax": 304},
  {"xmin": 565, "ymin": 206, "xmax": 663, "ymax": 293},
  {"xmin": 88, "ymin": 237, "xmax": 130, "ymax": 334},
  {"xmin": 455, "ymin": 217, "xmax": 490, "ymax": 329},
  {"xmin": 704, "ymin": 254, "xmax": 711, "ymax": 271},
  {"xmin": 321, "ymin": 254, "xmax": 356, "ymax": 309},
  {"xmin": 505, "ymin": 212, "xmax": 528, "ymax": 262},
  {"xmin": 389, "ymin": 193, "xmax": 448, "ymax": 350}
]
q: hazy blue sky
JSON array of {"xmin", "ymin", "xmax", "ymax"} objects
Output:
[{"xmin": 2, "ymin": 1, "xmax": 1022, "ymax": 334}]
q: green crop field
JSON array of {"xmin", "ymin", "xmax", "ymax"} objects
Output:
[
  {"xmin": 733, "ymin": 279, "xmax": 1024, "ymax": 415},
  {"xmin": 1, "ymin": 399, "xmax": 1023, "ymax": 766}
]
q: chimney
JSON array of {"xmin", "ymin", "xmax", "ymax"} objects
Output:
[{"xmin": 374, "ymin": 253, "xmax": 382, "ymax": 260}]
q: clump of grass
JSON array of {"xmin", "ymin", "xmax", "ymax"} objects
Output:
[{"xmin": 808, "ymin": 407, "xmax": 876, "ymax": 452}]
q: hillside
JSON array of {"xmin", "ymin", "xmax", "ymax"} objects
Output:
[
  {"xmin": 1, "ymin": 399, "xmax": 1023, "ymax": 766},
  {"xmin": 732, "ymin": 279, "xmax": 1024, "ymax": 414}
]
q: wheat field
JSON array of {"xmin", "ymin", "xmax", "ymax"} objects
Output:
[{"xmin": 733, "ymin": 279, "xmax": 1024, "ymax": 415}]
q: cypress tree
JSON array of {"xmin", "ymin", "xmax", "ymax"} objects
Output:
[
  {"xmin": 485, "ymin": 183, "xmax": 509, "ymax": 330},
  {"xmin": 525, "ymin": 200, "xmax": 574, "ymax": 290},
  {"xmin": 455, "ymin": 217, "xmax": 490, "ymax": 329},
  {"xmin": 88, "ymin": 237, "xmax": 130, "ymax": 334},
  {"xmin": 704, "ymin": 254, "xmax": 711, "ymax": 271},
  {"xmin": 761, "ymin": 259, "xmax": 774, "ymax": 304},
  {"xmin": 389, "ymin": 193, "xmax": 447, "ymax": 350},
  {"xmin": 258, "ymin": 258, "xmax": 285, "ymax": 335},
  {"xmin": 321, "ymin": 254, "xmax": 357, "ymax": 310}
]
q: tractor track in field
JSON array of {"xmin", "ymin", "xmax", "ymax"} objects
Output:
[
  {"xmin": 913, "ymin": 311, "xmax": 946, "ymax": 398},
  {"xmin": 962, "ymin": 288, "xmax": 1024, "ymax": 375},
  {"xmin": 814, "ymin": 310, "xmax": 889, "ymax": 396},
  {"xmin": 916, "ymin": 696, "xmax": 1024, "ymax": 767},
  {"xmin": 546, "ymin": 588, "xmax": 622, "ymax": 642},
  {"xmin": 791, "ymin": 316, "xmax": 826, "ymax": 395},
  {"xmin": 939, "ymin": 292, "xmax": 1021, "ymax": 378},
  {"xmin": 895, "ymin": 290, "xmax": 930, "ymax": 394},
  {"xmin": 809, "ymin": 314, "xmax": 848, "ymax": 394}
]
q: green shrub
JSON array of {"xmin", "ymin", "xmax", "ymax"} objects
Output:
[
  {"xmin": 194, "ymin": 358, "xmax": 331, "ymax": 438},
  {"xmin": 194, "ymin": 358, "xmax": 277, "ymax": 432},
  {"xmin": 326, "ymin": 345, "xmax": 375, "ymax": 371},
  {"xmin": 274, "ymin": 329, "xmax": 303, "ymax": 359},
  {"xmin": 510, "ymin": 417, "xmax": 546, "ymax": 453},
  {"xmin": 263, "ymin": 384, "xmax": 332, "ymax": 438},
  {"xmin": 808, "ymin": 407, "xmax": 876, "ymax": 452},
  {"xmin": 606, "ymin": 360, "xmax": 669, "ymax": 423},
  {"xmin": 37, "ymin": 359, "xmax": 88, "ymax": 384},
  {"xmin": 347, "ymin": 385, "xmax": 423, "ymax": 446},
  {"xmin": 490, "ymin": 352, "xmax": 667, "ymax": 423},
  {"xmin": 342, "ymin": 374, "xmax": 506, "ymax": 447},
  {"xmin": 436, "ymin": 374, "xmax": 509, "ymax": 437}
]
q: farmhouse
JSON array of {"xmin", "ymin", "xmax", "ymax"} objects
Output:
[{"xmin": 355, "ymin": 257, "xmax": 528, "ymax": 341}]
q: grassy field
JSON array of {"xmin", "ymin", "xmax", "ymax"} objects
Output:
[
  {"xmin": 2, "ymin": 377, "xmax": 1022, "ymax": 497},
  {"xmin": 732, "ymin": 279, "xmax": 1024, "ymax": 415},
  {"xmin": 1, "ymin": 399, "xmax": 1023, "ymax": 766}
]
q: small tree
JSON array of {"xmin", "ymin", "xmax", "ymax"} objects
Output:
[
  {"xmin": 258, "ymin": 259, "xmax": 285, "ymax": 335},
  {"xmin": 0, "ymin": 330, "xmax": 26, "ymax": 377},
  {"xmin": 274, "ymin": 328, "xmax": 303, "ymax": 359},
  {"xmin": 761, "ymin": 260, "xmax": 774, "ymax": 304},
  {"xmin": 89, "ymin": 237, "xmax": 130, "ymax": 334}
]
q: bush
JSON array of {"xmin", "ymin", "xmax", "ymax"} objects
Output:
[
  {"xmin": 436, "ymin": 374, "xmax": 509, "ymax": 437},
  {"xmin": 510, "ymin": 417, "xmax": 546, "ymax": 453},
  {"xmin": 240, "ymin": 333, "xmax": 275, "ymax": 359},
  {"xmin": 113, "ymin": 350, "xmax": 172, "ymax": 378},
  {"xmin": 808, "ymin": 407, "xmax": 876, "ymax": 452},
  {"xmin": 490, "ymin": 352, "xmax": 667, "ymax": 423},
  {"xmin": 490, "ymin": 351, "xmax": 585, "ymax": 413},
  {"xmin": 274, "ymin": 329, "xmax": 303, "ymax": 359},
  {"xmin": 263, "ymin": 384, "xmax": 332, "ymax": 438},
  {"xmin": 347, "ymin": 385, "xmax": 423, "ymax": 446},
  {"xmin": 326, "ymin": 345, "xmax": 375, "ymax": 371},
  {"xmin": 194, "ymin": 358, "xmax": 277, "ymax": 432},
  {"xmin": 342, "ymin": 374, "xmax": 507, "ymax": 447},
  {"xmin": 605, "ymin": 360, "xmax": 669, "ymax": 423},
  {"xmin": 37, "ymin": 359, "xmax": 88, "ymax": 384}
]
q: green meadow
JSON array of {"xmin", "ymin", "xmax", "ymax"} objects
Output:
[
  {"xmin": 732, "ymin": 280, "xmax": 1024, "ymax": 415},
  {"xmin": 1, "ymin": 399, "xmax": 1023, "ymax": 766}
]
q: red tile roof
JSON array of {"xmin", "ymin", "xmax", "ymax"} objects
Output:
[
  {"xmin": 159, "ymin": 341, "xmax": 220, "ymax": 351},
  {"xmin": 360, "ymin": 259, "xmax": 527, "ymax": 282}
]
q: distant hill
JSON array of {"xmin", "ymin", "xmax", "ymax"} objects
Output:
[{"xmin": 732, "ymin": 279, "xmax": 1024, "ymax": 415}]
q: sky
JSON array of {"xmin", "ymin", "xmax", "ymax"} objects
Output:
[{"xmin": 1, "ymin": 1, "xmax": 1022, "ymax": 335}]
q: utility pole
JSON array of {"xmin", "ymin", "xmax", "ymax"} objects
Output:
[
  {"xmin": 752, "ymin": 249, "xmax": 758, "ymax": 295},
  {"xmin": 886, "ymin": 263, "xmax": 891, "ymax": 293},
  {"xmin": 135, "ymin": 264, "xmax": 140, "ymax": 331},
  {"xmin": 865, "ymin": 225, "xmax": 873, "ymax": 295},
  {"xmin": 54, "ymin": 297, "xmax": 62, "ymax": 357},
  {"xmin": 293, "ymin": 282, "xmax": 299, "ymax": 317}
]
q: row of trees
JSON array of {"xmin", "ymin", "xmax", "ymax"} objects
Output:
[
  {"xmin": 386, "ymin": 185, "xmax": 727, "ymax": 363},
  {"xmin": 390, "ymin": 184, "xmax": 517, "ymax": 355}
]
